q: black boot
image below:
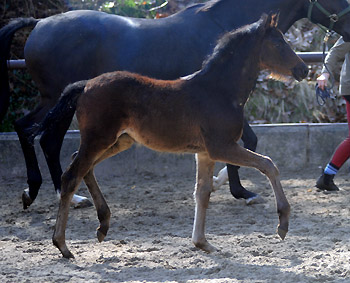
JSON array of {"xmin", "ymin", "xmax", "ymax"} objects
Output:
[{"xmin": 316, "ymin": 173, "xmax": 339, "ymax": 191}]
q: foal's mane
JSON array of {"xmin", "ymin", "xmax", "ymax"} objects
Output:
[{"xmin": 199, "ymin": 16, "xmax": 267, "ymax": 76}]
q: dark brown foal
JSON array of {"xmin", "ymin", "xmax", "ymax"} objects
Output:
[{"xmin": 43, "ymin": 14, "xmax": 308, "ymax": 258}]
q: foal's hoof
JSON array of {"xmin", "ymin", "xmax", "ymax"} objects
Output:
[
  {"xmin": 22, "ymin": 189, "xmax": 33, "ymax": 210},
  {"xmin": 73, "ymin": 198, "xmax": 93, "ymax": 209},
  {"xmin": 62, "ymin": 249, "xmax": 75, "ymax": 259},
  {"xmin": 277, "ymin": 226, "xmax": 288, "ymax": 240},
  {"xmin": 194, "ymin": 241, "xmax": 218, "ymax": 253},
  {"xmin": 97, "ymin": 229, "xmax": 107, "ymax": 243},
  {"xmin": 53, "ymin": 239, "xmax": 75, "ymax": 259}
]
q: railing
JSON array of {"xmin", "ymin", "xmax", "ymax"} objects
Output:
[
  {"xmin": 5, "ymin": 52, "xmax": 327, "ymax": 70},
  {"xmin": 7, "ymin": 59, "xmax": 26, "ymax": 69}
]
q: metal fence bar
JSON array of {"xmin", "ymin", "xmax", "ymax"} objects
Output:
[
  {"xmin": 7, "ymin": 59, "xmax": 26, "ymax": 69},
  {"xmin": 5, "ymin": 52, "xmax": 328, "ymax": 70},
  {"xmin": 297, "ymin": 52, "xmax": 327, "ymax": 63}
]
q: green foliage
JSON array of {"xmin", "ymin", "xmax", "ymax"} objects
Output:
[
  {"xmin": 101, "ymin": 0, "xmax": 168, "ymax": 18},
  {"xmin": 245, "ymin": 77, "xmax": 346, "ymax": 124},
  {"xmin": 0, "ymin": 70, "xmax": 40, "ymax": 132},
  {"xmin": 65, "ymin": 0, "xmax": 168, "ymax": 18}
]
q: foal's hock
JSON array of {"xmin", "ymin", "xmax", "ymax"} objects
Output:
[{"xmin": 45, "ymin": 14, "xmax": 306, "ymax": 258}]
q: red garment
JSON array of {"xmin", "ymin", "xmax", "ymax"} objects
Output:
[{"xmin": 330, "ymin": 98, "xmax": 350, "ymax": 168}]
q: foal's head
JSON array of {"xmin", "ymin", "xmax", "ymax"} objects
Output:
[{"xmin": 259, "ymin": 13, "xmax": 308, "ymax": 82}]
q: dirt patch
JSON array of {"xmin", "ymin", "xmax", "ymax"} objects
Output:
[{"xmin": 1, "ymin": 167, "xmax": 350, "ymax": 282}]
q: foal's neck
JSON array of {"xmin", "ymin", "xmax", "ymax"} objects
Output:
[{"xmin": 191, "ymin": 33, "xmax": 262, "ymax": 106}]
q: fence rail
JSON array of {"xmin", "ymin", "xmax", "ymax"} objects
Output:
[{"xmin": 6, "ymin": 52, "xmax": 327, "ymax": 70}]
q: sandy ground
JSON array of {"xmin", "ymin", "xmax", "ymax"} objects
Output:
[{"xmin": 1, "ymin": 166, "xmax": 350, "ymax": 282}]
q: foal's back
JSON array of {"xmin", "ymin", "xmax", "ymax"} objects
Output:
[{"xmin": 77, "ymin": 71, "xmax": 207, "ymax": 153}]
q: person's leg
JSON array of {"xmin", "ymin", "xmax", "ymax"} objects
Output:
[{"xmin": 316, "ymin": 96, "xmax": 350, "ymax": 191}]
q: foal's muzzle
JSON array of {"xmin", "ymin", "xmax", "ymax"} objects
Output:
[{"xmin": 292, "ymin": 62, "xmax": 309, "ymax": 82}]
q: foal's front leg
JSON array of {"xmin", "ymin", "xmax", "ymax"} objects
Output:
[
  {"xmin": 192, "ymin": 153, "xmax": 217, "ymax": 253},
  {"xmin": 208, "ymin": 143, "xmax": 290, "ymax": 239}
]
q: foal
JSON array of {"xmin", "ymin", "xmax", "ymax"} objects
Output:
[{"xmin": 42, "ymin": 14, "xmax": 307, "ymax": 258}]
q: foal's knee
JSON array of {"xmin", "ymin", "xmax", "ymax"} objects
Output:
[{"xmin": 259, "ymin": 156, "xmax": 279, "ymax": 178}]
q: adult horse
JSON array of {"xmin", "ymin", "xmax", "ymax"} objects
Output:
[
  {"xmin": 40, "ymin": 14, "xmax": 306, "ymax": 258},
  {"xmin": 0, "ymin": 0, "xmax": 349, "ymax": 209}
]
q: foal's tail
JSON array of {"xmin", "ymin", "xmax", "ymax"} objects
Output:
[
  {"xmin": 0, "ymin": 17, "xmax": 39, "ymax": 122},
  {"xmin": 39, "ymin": 80, "xmax": 87, "ymax": 134}
]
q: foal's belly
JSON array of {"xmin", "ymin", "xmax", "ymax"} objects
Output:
[{"xmin": 123, "ymin": 127, "xmax": 205, "ymax": 154}]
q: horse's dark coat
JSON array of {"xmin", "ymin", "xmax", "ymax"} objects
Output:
[{"xmin": 0, "ymin": 0, "xmax": 350, "ymax": 208}]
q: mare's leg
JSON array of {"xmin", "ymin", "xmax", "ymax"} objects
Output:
[
  {"xmin": 40, "ymin": 116, "xmax": 93, "ymax": 208},
  {"xmin": 14, "ymin": 103, "xmax": 51, "ymax": 209},
  {"xmin": 208, "ymin": 143, "xmax": 290, "ymax": 239},
  {"xmin": 76, "ymin": 134, "xmax": 135, "ymax": 242},
  {"xmin": 192, "ymin": 153, "xmax": 217, "ymax": 253}
]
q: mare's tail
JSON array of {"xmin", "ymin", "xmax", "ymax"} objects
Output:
[
  {"xmin": 0, "ymin": 17, "xmax": 39, "ymax": 122},
  {"xmin": 39, "ymin": 80, "xmax": 87, "ymax": 135}
]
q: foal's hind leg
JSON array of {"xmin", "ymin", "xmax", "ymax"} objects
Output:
[
  {"xmin": 192, "ymin": 153, "xmax": 216, "ymax": 253},
  {"xmin": 40, "ymin": 120, "xmax": 93, "ymax": 208},
  {"xmin": 53, "ymin": 142, "xmax": 109, "ymax": 258},
  {"xmin": 78, "ymin": 134, "xmax": 135, "ymax": 242},
  {"xmin": 54, "ymin": 134, "xmax": 134, "ymax": 258},
  {"xmin": 208, "ymin": 143, "xmax": 290, "ymax": 240}
]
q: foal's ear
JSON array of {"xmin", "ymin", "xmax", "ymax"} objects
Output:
[
  {"xmin": 266, "ymin": 12, "xmax": 280, "ymax": 28},
  {"xmin": 271, "ymin": 12, "xmax": 280, "ymax": 27}
]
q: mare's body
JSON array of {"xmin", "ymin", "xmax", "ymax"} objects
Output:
[{"xmin": 0, "ymin": 0, "xmax": 350, "ymax": 208}]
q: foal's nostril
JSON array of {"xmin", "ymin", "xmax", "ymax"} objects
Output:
[
  {"xmin": 303, "ymin": 66, "xmax": 309, "ymax": 77},
  {"xmin": 292, "ymin": 63, "xmax": 308, "ymax": 81}
]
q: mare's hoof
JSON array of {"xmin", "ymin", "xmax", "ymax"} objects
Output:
[
  {"xmin": 212, "ymin": 167, "xmax": 228, "ymax": 191},
  {"xmin": 22, "ymin": 189, "xmax": 33, "ymax": 210},
  {"xmin": 73, "ymin": 198, "xmax": 93, "ymax": 209},
  {"xmin": 245, "ymin": 194, "xmax": 263, "ymax": 205},
  {"xmin": 97, "ymin": 229, "xmax": 107, "ymax": 242},
  {"xmin": 277, "ymin": 226, "xmax": 288, "ymax": 240}
]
